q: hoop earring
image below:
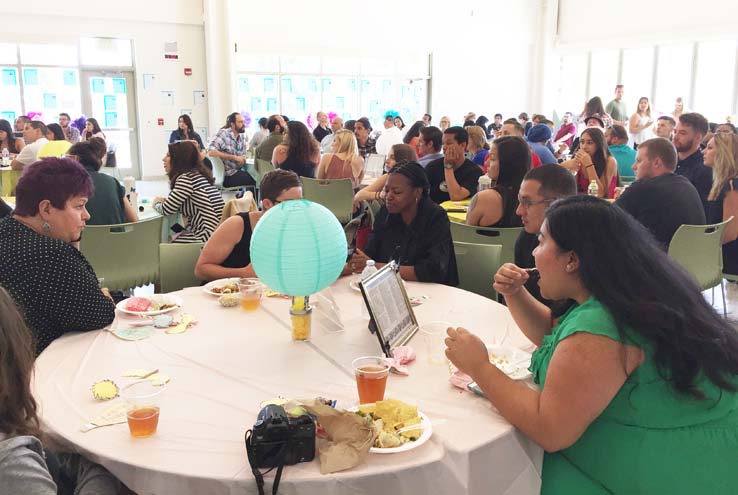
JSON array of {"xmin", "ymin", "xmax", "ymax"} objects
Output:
[{"xmin": 42, "ymin": 221, "xmax": 51, "ymax": 233}]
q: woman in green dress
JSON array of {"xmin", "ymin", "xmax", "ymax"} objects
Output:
[{"xmin": 445, "ymin": 195, "xmax": 738, "ymax": 494}]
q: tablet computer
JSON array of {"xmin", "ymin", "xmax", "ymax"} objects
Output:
[{"xmin": 358, "ymin": 261, "xmax": 419, "ymax": 357}]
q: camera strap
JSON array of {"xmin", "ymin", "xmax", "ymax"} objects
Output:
[{"xmin": 245, "ymin": 430, "xmax": 288, "ymax": 495}]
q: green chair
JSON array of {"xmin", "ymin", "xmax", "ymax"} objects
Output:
[
  {"xmin": 453, "ymin": 241, "xmax": 502, "ymax": 300},
  {"xmin": 668, "ymin": 217, "xmax": 733, "ymax": 316},
  {"xmin": 80, "ymin": 216, "xmax": 164, "ymax": 291},
  {"xmin": 209, "ymin": 155, "xmax": 253, "ymax": 193},
  {"xmin": 159, "ymin": 243, "xmax": 204, "ymax": 293},
  {"xmin": 449, "ymin": 222, "xmax": 522, "ymax": 267},
  {"xmin": 254, "ymin": 158, "xmax": 275, "ymax": 188},
  {"xmin": 302, "ymin": 177, "xmax": 354, "ymax": 224},
  {"xmin": 620, "ymin": 175, "xmax": 636, "ymax": 186}
]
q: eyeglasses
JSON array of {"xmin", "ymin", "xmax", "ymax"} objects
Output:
[{"xmin": 517, "ymin": 197, "xmax": 554, "ymax": 209}]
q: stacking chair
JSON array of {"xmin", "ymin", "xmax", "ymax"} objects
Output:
[
  {"xmin": 668, "ymin": 217, "xmax": 733, "ymax": 316},
  {"xmin": 210, "ymin": 155, "xmax": 255, "ymax": 195},
  {"xmin": 80, "ymin": 216, "xmax": 163, "ymax": 292},
  {"xmin": 453, "ymin": 241, "xmax": 502, "ymax": 300},
  {"xmin": 254, "ymin": 158, "xmax": 276, "ymax": 189},
  {"xmin": 159, "ymin": 243, "xmax": 204, "ymax": 293},
  {"xmin": 302, "ymin": 177, "xmax": 354, "ymax": 224},
  {"xmin": 449, "ymin": 222, "xmax": 522, "ymax": 267}
]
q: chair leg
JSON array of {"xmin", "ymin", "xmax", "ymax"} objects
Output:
[{"xmin": 721, "ymin": 279, "xmax": 727, "ymax": 318}]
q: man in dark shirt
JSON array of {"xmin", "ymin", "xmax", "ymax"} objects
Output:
[
  {"xmin": 513, "ymin": 165, "xmax": 577, "ymax": 306},
  {"xmin": 673, "ymin": 112, "xmax": 712, "ymax": 207},
  {"xmin": 312, "ymin": 111, "xmax": 332, "ymax": 143},
  {"xmin": 616, "ymin": 138, "xmax": 705, "ymax": 250},
  {"xmin": 354, "ymin": 117, "xmax": 376, "ymax": 158},
  {"xmin": 424, "ymin": 126, "xmax": 483, "ymax": 204}
]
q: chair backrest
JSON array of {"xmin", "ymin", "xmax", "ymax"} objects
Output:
[
  {"xmin": 159, "ymin": 243, "xmax": 204, "ymax": 293},
  {"xmin": 209, "ymin": 155, "xmax": 225, "ymax": 188},
  {"xmin": 254, "ymin": 158, "xmax": 276, "ymax": 188},
  {"xmin": 668, "ymin": 217, "xmax": 734, "ymax": 290},
  {"xmin": 364, "ymin": 154, "xmax": 386, "ymax": 178},
  {"xmin": 80, "ymin": 216, "xmax": 164, "ymax": 291},
  {"xmin": 449, "ymin": 221, "xmax": 522, "ymax": 267},
  {"xmin": 453, "ymin": 241, "xmax": 502, "ymax": 300},
  {"xmin": 301, "ymin": 177, "xmax": 354, "ymax": 224},
  {"xmin": 220, "ymin": 193, "xmax": 256, "ymax": 224}
]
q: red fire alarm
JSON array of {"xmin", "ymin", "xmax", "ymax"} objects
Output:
[
  {"xmin": 157, "ymin": 118, "xmax": 164, "ymax": 126},
  {"xmin": 184, "ymin": 68, "xmax": 192, "ymax": 76}
]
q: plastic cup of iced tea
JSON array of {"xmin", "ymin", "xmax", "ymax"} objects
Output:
[
  {"xmin": 352, "ymin": 356, "xmax": 392, "ymax": 404},
  {"xmin": 238, "ymin": 278, "xmax": 264, "ymax": 312},
  {"xmin": 121, "ymin": 380, "xmax": 166, "ymax": 438}
]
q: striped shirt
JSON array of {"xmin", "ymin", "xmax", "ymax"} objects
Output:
[{"xmin": 154, "ymin": 171, "xmax": 224, "ymax": 243}]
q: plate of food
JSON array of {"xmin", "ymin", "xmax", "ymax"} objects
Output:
[
  {"xmin": 351, "ymin": 399, "xmax": 432, "ymax": 453},
  {"xmin": 486, "ymin": 345, "xmax": 532, "ymax": 380},
  {"xmin": 116, "ymin": 295, "xmax": 183, "ymax": 316},
  {"xmin": 202, "ymin": 278, "xmax": 240, "ymax": 296}
]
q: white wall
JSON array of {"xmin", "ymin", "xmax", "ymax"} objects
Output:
[
  {"xmin": 430, "ymin": 0, "xmax": 541, "ymax": 125},
  {"xmin": 556, "ymin": 0, "xmax": 738, "ymax": 49},
  {"xmin": 0, "ymin": 0, "xmax": 208, "ymax": 179}
]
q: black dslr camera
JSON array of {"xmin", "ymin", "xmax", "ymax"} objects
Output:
[{"xmin": 245, "ymin": 404, "xmax": 315, "ymax": 494}]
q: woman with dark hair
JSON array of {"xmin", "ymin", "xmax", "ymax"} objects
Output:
[
  {"xmin": 153, "ymin": 142, "xmax": 224, "ymax": 243},
  {"xmin": 353, "ymin": 144, "xmax": 417, "ymax": 207},
  {"xmin": 578, "ymin": 96, "xmax": 612, "ymax": 128},
  {"xmin": 0, "ymin": 287, "xmax": 122, "ymax": 494},
  {"xmin": 195, "ymin": 169, "xmax": 303, "ymax": 281},
  {"xmin": 271, "ymin": 121, "xmax": 320, "ymax": 178},
  {"xmin": 467, "ymin": 135, "xmax": 530, "ymax": 228},
  {"xmin": 45, "ymin": 123, "xmax": 65, "ymax": 141},
  {"xmin": 0, "ymin": 157, "xmax": 115, "ymax": 355},
  {"xmin": 348, "ymin": 161, "xmax": 458, "ymax": 285},
  {"xmin": 0, "ymin": 118, "xmax": 24, "ymax": 154},
  {"xmin": 393, "ymin": 116, "xmax": 405, "ymax": 131},
  {"xmin": 81, "ymin": 118, "xmax": 105, "ymax": 142},
  {"xmin": 68, "ymin": 138, "xmax": 137, "ymax": 225},
  {"xmin": 475, "ymin": 115, "xmax": 492, "ymax": 139},
  {"xmin": 169, "ymin": 114, "xmax": 205, "ymax": 151},
  {"xmin": 561, "ymin": 128, "xmax": 618, "ymax": 198},
  {"xmin": 402, "ymin": 120, "xmax": 425, "ymax": 156},
  {"xmin": 447, "ymin": 195, "xmax": 738, "ymax": 494}
]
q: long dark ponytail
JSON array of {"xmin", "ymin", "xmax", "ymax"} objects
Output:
[{"xmin": 546, "ymin": 195, "xmax": 738, "ymax": 398}]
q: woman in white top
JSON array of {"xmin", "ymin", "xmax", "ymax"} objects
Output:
[
  {"xmin": 629, "ymin": 97, "xmax": 654, "ymax": 147},
  {"xmin": 317, "ymin": 130, "xmax": 365, "ymax": 189}
]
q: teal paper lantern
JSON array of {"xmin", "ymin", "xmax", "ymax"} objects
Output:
[{"xmin": 250, "ymin": 199, "xmax": 347, "ymax": 296}]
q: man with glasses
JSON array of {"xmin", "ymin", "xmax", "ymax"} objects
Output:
[
  {"xmin": 513, "ymin": 165, "xmax": 576, "ymax": 305},
  {"xmin": 58, "ymin": 113, "xmax": 80, "ymax": 143}
]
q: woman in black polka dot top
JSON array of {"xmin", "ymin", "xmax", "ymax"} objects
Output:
[{"xmin": 0, "ymin": 157, "xmax": 115, "ymax": 355}]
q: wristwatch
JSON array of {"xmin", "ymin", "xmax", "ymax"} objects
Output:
[{"xmin": 443, "ymin": 162, "xmax": 454, "ymax": 170}]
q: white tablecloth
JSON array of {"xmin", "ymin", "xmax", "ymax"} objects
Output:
[{"xmin": 33, "ymin": 279, "xmax": 542, "ymax": 495}]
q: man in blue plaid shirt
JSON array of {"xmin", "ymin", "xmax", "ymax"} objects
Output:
[{"xmin": 208, "ymin": 112, "xmax": 256, "ymax": 188}]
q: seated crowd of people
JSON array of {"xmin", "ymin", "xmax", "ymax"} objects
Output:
[{"xmin": 1, "ymin": 84, "xmax": 738, "ymax": 494}]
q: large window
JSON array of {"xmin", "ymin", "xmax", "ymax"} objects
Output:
[
  {"xmin": 694, "ymin": 40, "xmax": 738, "ymax": 123},
  {"xmin": 22, "ymin": 67, "xmax": 81, "ymax": 119},
  {"xmin": 621, "ymin": 47, "xmax": 655, "ymax": 112},
  {"xmin": 235, "ymin": 54, "xmax": 429, "ymax": 134},
  {"xmin": 556, "ymin": 38, "xmax": 738, "ymax": 125},
  {"xmin": 655, "ymin": 43, "xmax": 693, "ymax": 114}
]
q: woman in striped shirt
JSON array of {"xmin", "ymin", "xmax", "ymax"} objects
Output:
[{"xmin": 153, "ymin": 142, "xmax": 224, "ymax": 243}]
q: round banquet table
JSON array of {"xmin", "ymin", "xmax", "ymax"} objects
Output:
[{"xmin": 33, "ymin": 278, "xmax": 543, "ymax": 495}]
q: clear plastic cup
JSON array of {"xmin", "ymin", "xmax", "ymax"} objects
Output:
[
  {"xmin": 420, "ymin": 321, "xmax": 451, "ymax": 365},
  {"xmin": 238, "ymin": 278, "xmax": 264, "ymax": 312},
  {"xmin": 120, "ymin": 381, "xmax": 166, "ymax": 438},
  {"xmin": 352, "ymin": 356, "xmax": 392, "ymax": 404}
]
